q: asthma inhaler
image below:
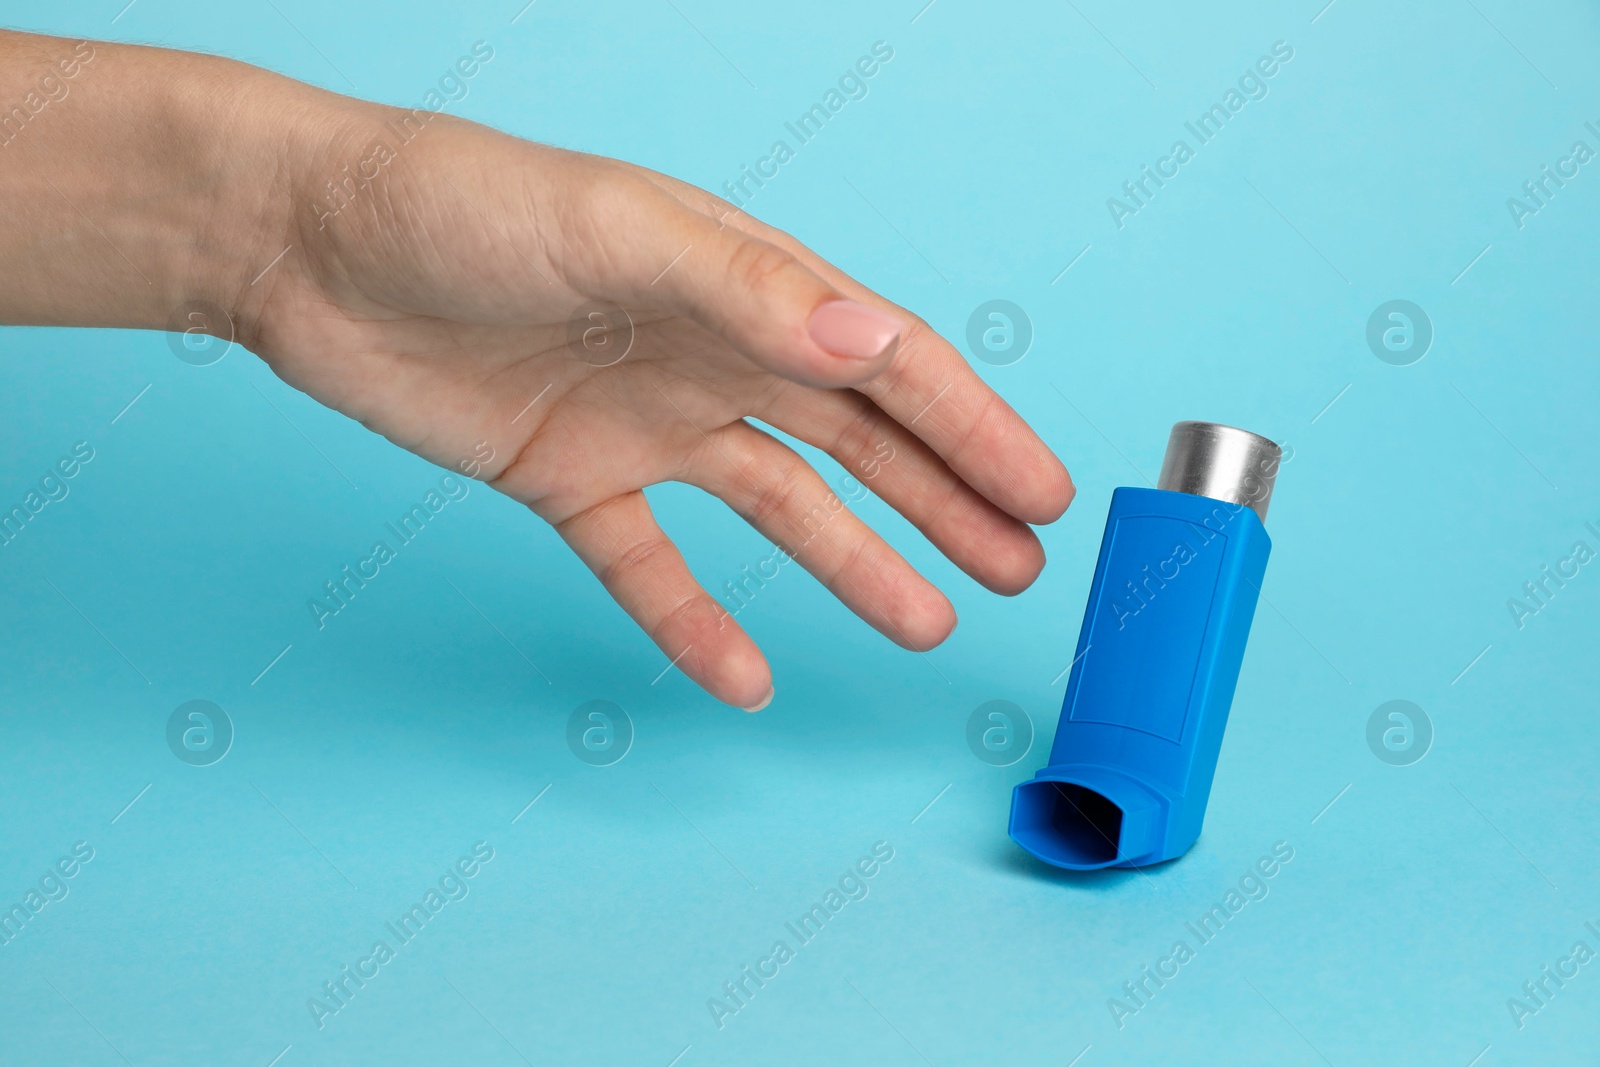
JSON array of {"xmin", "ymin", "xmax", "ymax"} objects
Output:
[{"xmin": 1009, "ymin": 421, "xmax": 1282, "ymax": 870}]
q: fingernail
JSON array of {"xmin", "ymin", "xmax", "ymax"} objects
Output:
[
  {"xmin": 807, "ymin": 300, "xmax": 902, "ymax": 362},
  {"xmin": 741, "ymin": 686, "xmax": 774, "ymax": 713}
]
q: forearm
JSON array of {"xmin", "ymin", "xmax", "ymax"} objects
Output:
[{"xmin": 0, "ymin": 30, "xmax": 307, "ymax": 336}]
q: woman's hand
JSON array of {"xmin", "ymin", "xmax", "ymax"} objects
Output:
[{"xmin": 0, "ymin": 32, "xmax": 1074, "ymax": 709}]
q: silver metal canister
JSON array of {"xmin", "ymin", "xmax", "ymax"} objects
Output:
[{"xmin": 1156, "ymin": 421, "xmax": 1283, "ymax": 524}]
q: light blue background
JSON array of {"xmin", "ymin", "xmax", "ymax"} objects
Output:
[{"xmin": 2, "ymin": 0, "xmax": 1597, "ymax": 1063}]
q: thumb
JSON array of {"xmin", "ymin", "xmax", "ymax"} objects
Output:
[{"xmin": 591, "ymin": 180, "xmax": 906, "ymax": 388}]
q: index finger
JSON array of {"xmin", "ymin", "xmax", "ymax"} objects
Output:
[{"xmin": 632, "ymin": 167, "xmax": 1074, "ymax": 526}]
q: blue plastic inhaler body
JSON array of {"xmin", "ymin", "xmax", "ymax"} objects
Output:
[{"xmin": 1009, "ymin": 422, "xmax": 1282, "ymax": 871}]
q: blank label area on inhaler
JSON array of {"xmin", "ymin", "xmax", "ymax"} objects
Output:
[
  {"xmin": 1068, "ymin": 516, "xmax": 1226, "ymax": 744},
  {"xmin": 1068, "ymin": 518, "xmax": 1228, "ymax": 742}
]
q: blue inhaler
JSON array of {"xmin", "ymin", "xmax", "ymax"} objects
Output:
[{"xmin": 1009, "ymin": 421, "xmax": 1282, "ymax": 871}]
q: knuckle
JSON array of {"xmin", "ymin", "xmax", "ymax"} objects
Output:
[
  {"xmin": 920, "ymin": 479, "xmax": 964, "ymax": 532},
  {"xmin": 898, "ymin": 314, "xmax": 935, "ymax": 349},
  {"xmin": 744, "ymin": 459, "xmax": 808, "ymax": 528},
  {"xmin": 723, "ymin": 238, "xmax": 798, "ymax": 298},
  {"xmin": 650, "ymin": 592, "xmax": 712, "ymax": 644},
  {"xmin": 575, "ymin": 164, "xmax": 649, "ymax": 218},
  {"xmin": 562, "ymin": 166, "xmax": 664, "ymax": 268},
  {"xmin": 832, "ymin": 402, "xmax": 884, "ymax": 465},
  {"xmin": 950, "ymin": 389, "xmax": 999, "ymax": 462},
  {"xmin": 599, "ymin": 531, "xmax": 673, "ymax": 589},
  {"xmin": 860, "ymin": 318, "xmax": 929, "ymax": 401},
  {"xmin": 827, "ymin": 534, "xmax": 872, "ymax": 589}
]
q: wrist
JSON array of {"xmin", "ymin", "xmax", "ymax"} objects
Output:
[
  {"xmin": 153, "ymin": 52, "xmax": 323, "ymax": 348},
  {"xmin": 0, "ymin": 32, "xmax": 317, "ymax": 344}
]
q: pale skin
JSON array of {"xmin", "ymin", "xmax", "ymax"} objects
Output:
[{"xmin": 0, "ymin": 31, "xmax": 1074, "ymax": 710}]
